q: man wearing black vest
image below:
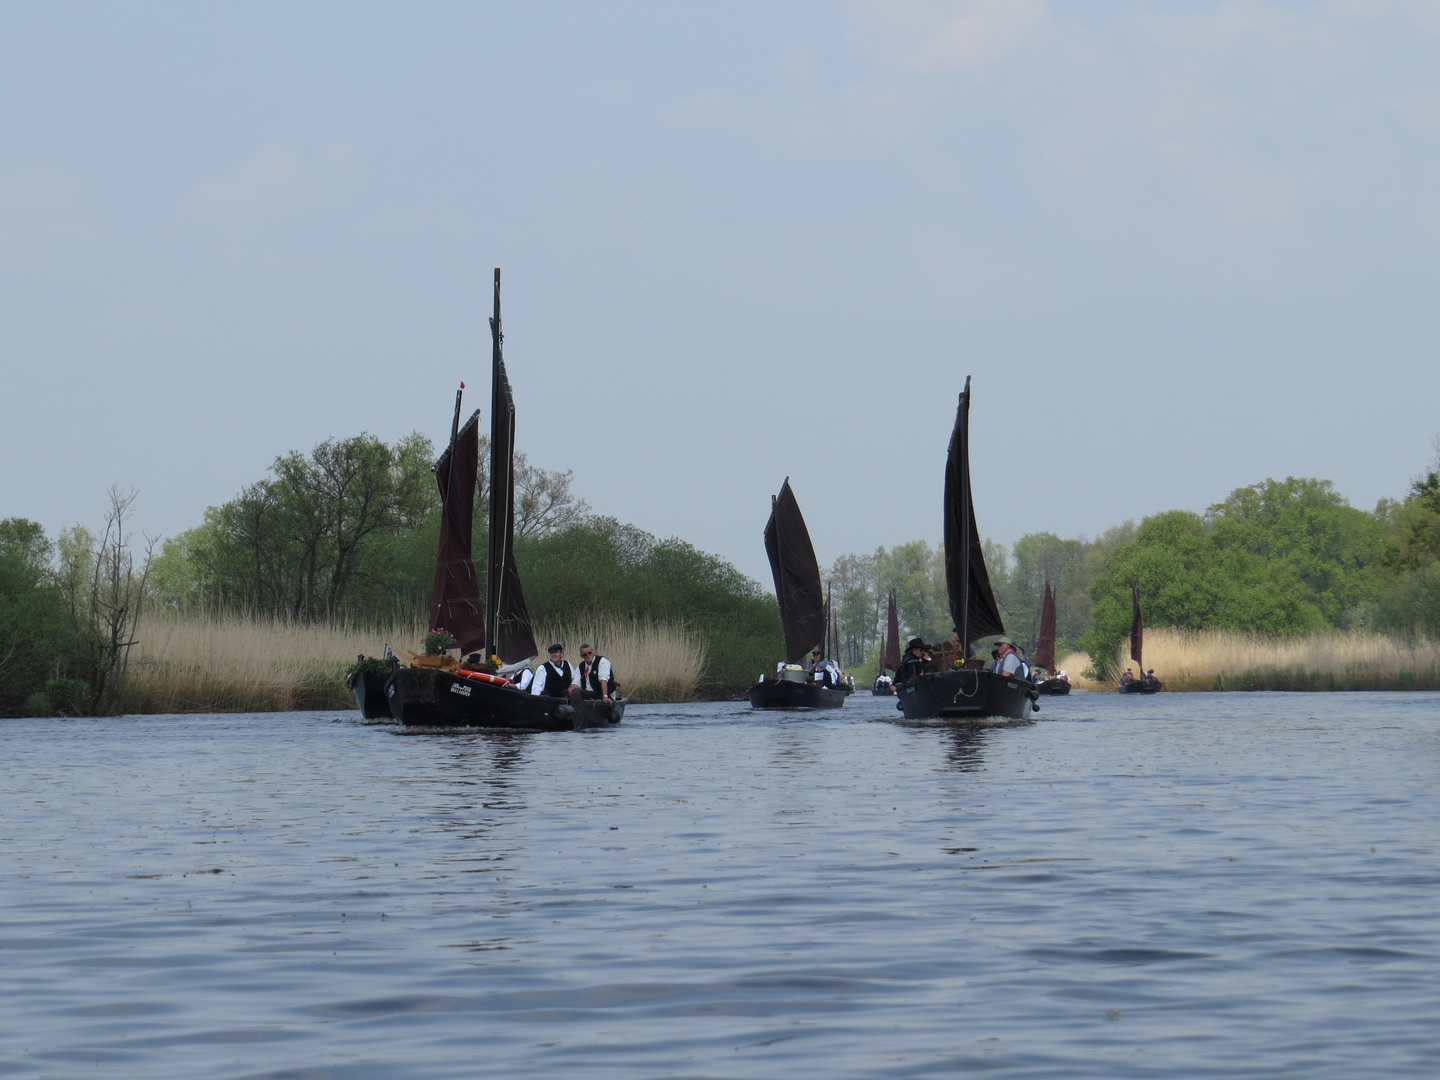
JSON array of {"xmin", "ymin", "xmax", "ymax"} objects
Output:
[
  {"xmin": 530, "ymin": 644, "xmax": 580, "ymax": 698},
  {"xmin": 578, "ymin": 644, "xmax": 616, "ymax": 705}
]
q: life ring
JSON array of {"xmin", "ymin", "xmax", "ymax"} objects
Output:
[{"xmin": 454, "ymin": 669, "xmax": 510, "ymax": 686}]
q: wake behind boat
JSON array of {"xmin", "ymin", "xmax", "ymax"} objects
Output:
[
  {"xmin": 747, "ymin": 479, "xmax": 846, "ymax": 710},
  {"xmin": 895, "ymin": 378, "xmax": 1037, "ymax": 723},
  {"xmin": 385, "ymin": 270, "xmax": 623, "ymax": 731}
]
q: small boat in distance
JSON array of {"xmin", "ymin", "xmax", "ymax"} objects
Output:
[
  {"xmin": 872, "ymin": 590, "xmax": 901, "ymax": 695},
  {"xmin": 1118, "ymin": 583, "xmax": 1163, "ymax": 694},
  {"xmin": 896, "ymin": 378, "xmax": 1037, "ymax": 722},
  {"xmin": 385, "ymin": 270, "xmax": 624, "ymax": 730},
  {"xmin": 1033, "ymin": 582, "xmax": 1071, "ymax": 695},
  {"xmin": 748, "ymin": 479, "xmax": 847, "ymax": 710}
]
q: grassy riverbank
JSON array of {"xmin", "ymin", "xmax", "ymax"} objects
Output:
[
  {"xmin": 119, "ymin": 611, "xmax": 706, "ymax": 714},
  {"xmin": 1088, "ymin": 628, "xmax": 1440, "ymax": 692}
]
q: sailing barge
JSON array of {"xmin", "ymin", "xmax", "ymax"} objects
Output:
[
  {"xmin": 385, "ymin": 270, "xmax": 623, "ymax": 730},
  {"xmin": 896, "ymin": 378, "xmax": 1038, "ymax": 723},
  {"xmin": 747, "ymin": 479, "xmax": 846, "ymax": 710},
  {"xmin": 1118, "ymin": 584, "xmax": 1163, "ymax": 694},
  {"xmin": 1033, "ymin": 582, "xmax": 1071, "ymax": 695}
]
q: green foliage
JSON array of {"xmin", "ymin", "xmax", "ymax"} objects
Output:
[
  {"xmin": 996, "ymin": 532, "xmax": 1088, "ymax": 657},
  {"xmin": 517, "ymin": 517, "xmax": 781, "ymax": 693},
  {"xmin": 170, "ymin": 432, "xmax": 438, "ymax": 622},
  {"xmin": 1081, "ymin": 505, "xmax": 1332, "ymax": 677},
  {"xmin": 423, "ymin": 630, "xmax": 456, "ymax": 655},
  {"xmin": 345, "ymin": 656, "xmax": 394, "ymax": 685},
  {"xmin": 1206, "ymin": 477, "xmax": 1383, "ymax": 625},
  {"xmin": 0, "ymin": 519, "xmax": 75, "ymax": 717},
  {"xmin": 1373, "ymin": 458, "xmax": 1440, "ymax": 638},
  {"xmin": 24, "ymin": 678, "xmax": 91, "ymax": 718}
]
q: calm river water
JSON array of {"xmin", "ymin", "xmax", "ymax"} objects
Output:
[{"xmin": 2, "ymin": 692, "xmax": 1438, "ymax": 1078}]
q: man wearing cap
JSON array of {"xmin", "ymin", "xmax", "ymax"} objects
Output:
[
  {"xmin": 530, "ymin": 644, "xmax": 580, "ymax": 698},
  {"xmin": 991, "ymin": 639, "xmax": 1028, "ymax": 679}
]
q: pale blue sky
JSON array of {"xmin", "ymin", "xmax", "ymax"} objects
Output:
[{"xmin": 3, "ymin": 1, "xmax": 1438, "ymax": 585}]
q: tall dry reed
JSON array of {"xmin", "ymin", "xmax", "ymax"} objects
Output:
[
  {"xmin": 533, "ymin": 616, "xmax": 706, "ymax": 703},
  {"xmin": 1111, "ymin": 628, "xmax": 1440, "ymax": 692},
  {"xmin": 121, "ymin": 611, "xmax": 421, "ymax": 714},
  {"xmin": 120, "ymin": 610, "xmax": 705, "ymax": 713}
]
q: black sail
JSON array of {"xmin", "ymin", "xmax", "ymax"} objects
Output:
[
  {"xmin": 763, "ymin": 479, "xmax": 826, "ymax": 665},
  {"xmin": 944, "ymin": 377, "xmax": 1006, "ymax": 646},
  {"xmin": 1129, "ymin": 583, "xmax": 1144, "ymax": 670},
  {"xmin": 429, "ymin": 408, "xmax": 486, "ymax": 653},
  {"xmin": 882, "ymin": 590, "xmax": 901, "ymax": 672},
  {"xmin": 485, "ymin": 271, "xmax": 538, "ymax": 665},
  {"xmin": 1035, "ymin": 581, "xmax": 1057, "ymax": 672}
]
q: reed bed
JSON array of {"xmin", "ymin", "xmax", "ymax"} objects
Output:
[
  {"xmin": 1054, "ymin": 651, "xmax": 1107, "ymax": 691},
  {"xmin": 1108, "ymin": 628, "xmax": 1440, "ymax": 692},
  {"xmin": 534, "ymin": 616, "xmax": 707, "ymax": 703},
  {"xmin": 119, "ymin": 610, "xmax": 706, "ymax": 713},
  {"xmin": 120, "ymin": 612, "xmax": 421, "ymax": 714}
]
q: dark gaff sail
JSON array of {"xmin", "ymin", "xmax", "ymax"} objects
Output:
[
  {"xmin": 1130, "ymin": 583, "xmax": 1144, "ymax": 671},
  {"xmin": 944, "ymin": 377, "xmax": 1006, "ymax": 648},
  {"xmin": 485, "ymin": 269, "xmax": 539, "ymax": 665},
  {"xmin": 1035, "ymin": 581, "xmax": 1057, "ymax": 672},
  {"xmin": 882, "ymin": 590, "xmax": 902, "ymax": 673},
  {"xmin": 763, "ymin": 478, "xmax": 826, "ymax": 665},
  {"xmin": 429, "ymin": 403, "xmax": 486, "ymax": 653}
]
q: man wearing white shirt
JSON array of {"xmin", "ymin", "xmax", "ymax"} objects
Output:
[
  {"xmin": 578, "ymin": 644, "xmax": 616, "ymax": 705},
  {"xmin": 531, "ymin": 644, "xmax": 580, "ymax": 697}
]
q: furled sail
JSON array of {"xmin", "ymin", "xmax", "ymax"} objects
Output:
[
  {"xmin": 882, "ymin": 589, "xmax": 902, "ymax": 673},
  {"xmin": 429, "ymin": 408, "xmax": 486, "ymax": 653},
  {"xmin": 1129, "ymin": 583, "xmax": 1144, "ymax": 671},
  {"xmin": 486, "ymin": 270, "xmax": 539, "ymax": 665},
  {"xmin": 1035, "ymin": 581, "xmax": 1057, "ymax": 672},
  {"xmin": 763, "ymin": 478, "xmax": 826, "ymax": 665},
  {"xmin": 944, "ymin": 377, "xmax": 1006, "ymax": 647}
]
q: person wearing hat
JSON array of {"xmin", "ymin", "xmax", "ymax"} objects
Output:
[
  {"xmin": 896, "ymin": 637, "xmax": 930, "ymax": 684},
  {"xmin": 530, "ymin": 644, "xmax": 581, "ymax": 698},
  {"xmin": 990, "ymin": 638, "xmax": 1029, "ymax": 680}
]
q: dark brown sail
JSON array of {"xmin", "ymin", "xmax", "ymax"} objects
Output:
[
  {"xmin": 429, "ymin": 405, "xmax": 486, "ymax": 653},
  {"xmin": 763, "ymin": 478, "xmax": 826, "ymax": 665},
  {"xmin": 944, "ymin": 377, "xmax": 1006, "ymax": 647},
  {"xmin": 1035, "ymin": 581, "xmax": 1057, "ymax": 672},
  {"xmin": 1129, "ymin": 583, "xmax": 1144, "ymax": 670},
  {"xmin": 882, "ymin": 589, "xmax": 901, "ymax": 672},
  {"xmin": 485, "ymin": 270, "xmax": 538, "ymax": 665}
]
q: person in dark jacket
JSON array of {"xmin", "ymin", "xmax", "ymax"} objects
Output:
[{"xmin": 896, "ymin": 637, "xmax": 930, "ymax": 684}]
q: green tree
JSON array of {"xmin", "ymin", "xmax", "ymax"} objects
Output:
[
  {"xmin": 0, "ymin": 519, "xmax": 73, "ymax": 716},
  {"xmin": 1005, "ymin": 532, "xmax": 1088, "ymax": 656},
  {"xmin": 1080, "ymin": 509, "xmax": 1327, "ymax": 677},
  {"xmin": 1206, "ymin": 477, "xmax": 1383, "ymax": 625}
]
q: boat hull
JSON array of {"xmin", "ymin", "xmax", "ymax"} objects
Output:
[
  {"xmin": 386, "ymin": 668, "xmax": 623, "ymax": 730},
  {"xmin": 896, "ymin": 668, "xmax": 1036, "ymax": 721},
  {"xmin": 1118, "ymin": 679, "xmax": 1164, "ymax": 694},
  {"xmin": 350, "ymin": 671, "xmax": 394, "ymax": 719},
  {"xmin": 871, "ymin": 684, "xmax": 896, "ymax": 697},
  {"xmin": 747, "ymin": 678, "xmax": 846, "ymax": 710},
  {"xmin": 1036, "ymin": 678, "xmax": 1071, "ymax": 696}
]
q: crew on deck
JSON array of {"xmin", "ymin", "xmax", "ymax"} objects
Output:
[
  {"xmin": 873, "ymin": 672, "xmax": 893, "ymax": 692},
  {"xmin": 897, "ymin": 637, "xmax": 929, "ymax": 683},
  {"xmin": 578, "ymin": 644, "xmax": 617, "ymax": 705},
  {"xmin": 531, "ymin": 644, "xmax": 581, "ymax": 697},
  {"xmin": 990, "ymin": 638, "xmax": 1029, "ymax": 679}
]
